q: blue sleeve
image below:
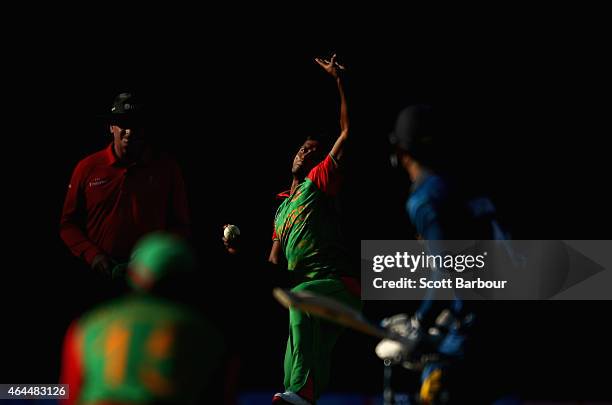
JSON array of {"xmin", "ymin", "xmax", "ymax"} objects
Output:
[
  {"xmin": 411, "ymin": 200, "xmax": 447, "ymax": 241},
  {"xmin": 410, "ymin": 201, "xmax": 468, "ymax": 325}
]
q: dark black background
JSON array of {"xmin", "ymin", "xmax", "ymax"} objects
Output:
[{"xmin": 2, "ymin": 9, "xmax": 611, "ymax": 402}]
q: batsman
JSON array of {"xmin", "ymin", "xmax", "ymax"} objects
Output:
[{"xmin": 268, "ymin": 54, "xmax": 362, "ymax": 405}]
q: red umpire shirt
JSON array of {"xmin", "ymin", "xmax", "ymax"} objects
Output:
[{"xmin": 60, "ymin": 143, "xmax": 190, "ymax": 265}]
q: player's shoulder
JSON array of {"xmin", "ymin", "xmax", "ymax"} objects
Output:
[
  {"xmin": 407, "ymin": 175, "xmax": 447, "ymax": 220},
  {"xmin": 309, "ymin": 153, "xmax": 338, "ymax": 174},
  {"xmin": 77, "ymin": 296, "xmax": 130, "ymax": 330},
  {"xmin": 74, "ymin": 147, "xmax": 111, "ymax": 173},
  {"xmin": 420, "ymin": 174, "xmax": 450, "ymax": 197},
  {"xmin": 410, "ymin": 174, "xmax": 451, "ymax": 204},
  {"xmin": 78, "ymin": 296, "xmax": 186, "ymax": 329},
  {"xmin": 150, "ymin": 150, "xmax": 182, "ymax": 171}
]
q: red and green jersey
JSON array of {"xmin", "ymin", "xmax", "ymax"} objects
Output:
[
  {"xmin": 274, "ymin": 154, "xmax": 350, "ymax": 280},
  {"xmin": 60, "ymin": 294, "xmax": 222, "ymax": 405}
]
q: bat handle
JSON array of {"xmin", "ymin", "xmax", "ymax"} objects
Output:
[{"xmin": 383, "ymin": 359, "xmax": 394, "ymax": 405}]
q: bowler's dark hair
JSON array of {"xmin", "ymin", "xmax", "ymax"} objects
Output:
[{"xmin": 304, "ymin": 132, "xmax": 333, "ymax": 154}]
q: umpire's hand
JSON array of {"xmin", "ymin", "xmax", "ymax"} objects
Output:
[{"xmin": 91, "ymin": 254, "xmax": 116, "ymax": 276}]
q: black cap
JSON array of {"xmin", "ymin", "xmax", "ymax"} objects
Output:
[
  {"xmin": 110, "ymin": 92, "xmax": 143, "ymax": 116},
  {"xmin": 389, "ymin": 104, "xmax": 438, "ymax": 164},
  {"xmin": 100, "ymin": 92, "xmax": 145, "ymax": 128}
]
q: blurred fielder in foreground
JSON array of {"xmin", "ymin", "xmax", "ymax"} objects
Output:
[{"xmin": 60, "ymin": 233, "xmax": 222, "ymax": 405}]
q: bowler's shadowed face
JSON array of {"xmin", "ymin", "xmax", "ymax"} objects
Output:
[{"xmin": 292, "ymin": 139, "xmax": 323, "ymax": 176}]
